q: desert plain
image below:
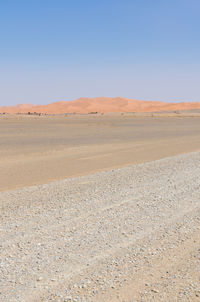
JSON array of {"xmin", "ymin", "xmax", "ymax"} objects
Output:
[
  {"xmin": 1, "ymin": 113, "xmax": 200, "ymax": 191},
  {"xmin": 0, "ymin": 112, "xmax": 200, "ymax": 301}
]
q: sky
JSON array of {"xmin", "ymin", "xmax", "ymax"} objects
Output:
[{"xmin": 0, "ymin": 0, "xmax": 200, "ymax": 106}]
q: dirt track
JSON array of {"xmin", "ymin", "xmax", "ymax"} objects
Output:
[{"xmin": 0, "ymin": 151, "xmax": 199, "ymax": 301}]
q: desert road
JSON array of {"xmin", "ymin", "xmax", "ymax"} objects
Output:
[{"xmin": 0, "ymin": 151, "xmax": 199, "ymax": 301}]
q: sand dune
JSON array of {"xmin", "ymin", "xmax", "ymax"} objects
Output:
[{"xmin": 1, "ymin": 97, "xmax": 200, "ymax": 114}]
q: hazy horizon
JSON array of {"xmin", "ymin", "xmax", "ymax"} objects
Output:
[{"xmin": 0, "ymin": 0, "xmax": 200, "ymax": 106}]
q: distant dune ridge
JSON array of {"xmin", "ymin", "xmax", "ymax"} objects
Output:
[{"xmin": 1, "ymin": 97, "xmax": 200, "ymax": 114}]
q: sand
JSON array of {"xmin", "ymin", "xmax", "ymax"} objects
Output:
[
  {"xmin": 1, "ymin": 97, "xmax": 200, "ymax": 114},
  {"xmin": 1, "ymin": 114, "xmax": 200, "ymax": 191}
]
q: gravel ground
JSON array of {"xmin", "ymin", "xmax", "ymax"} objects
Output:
[{"xmin": 0, "ymin": 151, "xmax": 200, "ymax": 302}]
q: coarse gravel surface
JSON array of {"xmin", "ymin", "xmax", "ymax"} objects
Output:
[{"xmin": 0, "ymin": 151, "xmax": 200, "ymax": 302}]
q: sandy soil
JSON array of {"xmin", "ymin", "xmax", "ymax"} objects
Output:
[
  {"xmin": 0, "ymin": 115, "xmax": 200, "ymax": 191},
  {"xmin": 0, "ymin": 114, "xmax": 200, "ymax": 302}
]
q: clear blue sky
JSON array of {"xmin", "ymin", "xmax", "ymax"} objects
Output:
[{"xmin": 0, "ymin": 0, "xmax": 200, "ymax": 106}]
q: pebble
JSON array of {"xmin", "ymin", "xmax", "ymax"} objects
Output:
[{"xmin": 1, "ymin": 151, "xmax": 200, "ymax": 301}]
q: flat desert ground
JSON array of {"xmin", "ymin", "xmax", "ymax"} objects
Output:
[
  {"xmin": 0, "ymin": 113, "xmax": 200, "ymax": 301},
  {"xmin": 1, "ymin": 113, "xmax": 200, "ymax": 191}
]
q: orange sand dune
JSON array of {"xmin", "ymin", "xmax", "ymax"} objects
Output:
[{"xmin": 0, "ymin": 97, "xmax": 200, "ymax": 114}]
